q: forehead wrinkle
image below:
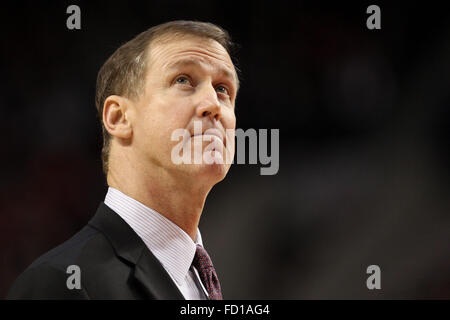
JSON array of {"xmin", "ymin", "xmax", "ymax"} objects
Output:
[
  {"xmin": 166, "ymin": 57, "xmax": 236, "ymax": 85},
  {"xmin": 149, "ymin": 39, "xmax": 239, "ymax": 89}
]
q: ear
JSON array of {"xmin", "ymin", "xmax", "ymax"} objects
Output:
[{"xmin": 102, "ymin": 95, "xmax": 133, "ymax": 139}]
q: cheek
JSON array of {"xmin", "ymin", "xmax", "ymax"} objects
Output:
[
  {"xmin": 223, "ymin": 110, "xmax": 236, "ymax": 129},
  {"xmin": 140, "ymin": 95, "xmax": 184, "ymax": 125},
  {"xmin": 145, "ymin": 97, "xmax": 193, "ymax": 144},
  {"xmin": 222, "ymin": 111, "xmax": 236, "ymax": 154},
  {"xmin": 164, "ymin": 108, "xmax": 193, "ymax": 138}
]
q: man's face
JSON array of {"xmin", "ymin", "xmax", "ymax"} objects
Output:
[{"xmin": 130, "ymin": 35, "xmax": 238, "ymax": 185}]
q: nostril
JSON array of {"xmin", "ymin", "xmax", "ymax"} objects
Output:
[{"xmin": 202, "ymin": 111, "xmax": 211, "ymax": 117}]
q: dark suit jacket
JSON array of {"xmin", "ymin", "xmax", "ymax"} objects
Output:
[{"xmin": 7, "ymin": 202, "xmax": 185, "ymax": 299}]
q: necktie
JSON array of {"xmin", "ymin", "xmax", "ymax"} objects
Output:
[{"xmin": 192, "ymin": 244, "xmax": 223, "ymax": 300}]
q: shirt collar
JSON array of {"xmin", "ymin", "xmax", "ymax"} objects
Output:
[{"xmin": 104, "ymin": 187, "xmax": 202, "ymax": 285}]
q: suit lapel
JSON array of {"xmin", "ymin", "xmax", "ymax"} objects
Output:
[
  {"xmin": 134, "ymin": 248, "xmax": 184, "ymax": 300},
  {"xmin": 88, "ymin": 202, "xmax": 184, "ymax": 300}
]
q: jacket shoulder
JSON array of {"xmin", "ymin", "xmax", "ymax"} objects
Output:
[{"xmin": 7, "ymin": 225, "xmax": 103, "ymax": 299}]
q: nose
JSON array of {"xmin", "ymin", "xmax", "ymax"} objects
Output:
[{"xmin": 195, "ymin": 85, "xmax": 222, "ymax": 122}]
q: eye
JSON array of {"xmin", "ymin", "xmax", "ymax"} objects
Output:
[
  {"xmin": 216, "ymin": 85, "xmax": 229, "ymax": 95},
  {"xmin": 174, "ymin": 75, "xmax": 192, "ymax": 86}
]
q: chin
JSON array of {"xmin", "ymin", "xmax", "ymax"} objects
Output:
[
  {"xmin": 171, "ymin": 148, "xmax": 233, "ymax": 184},
  {"xmin": 182, "ymin": 160, "xmax": 231, "ymax": 186},
  {"xmin": 197, "ymin": 161, "xmax": 230, "ymax": 182}
]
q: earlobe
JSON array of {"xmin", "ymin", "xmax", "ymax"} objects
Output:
[{"xmin": 103, "ymin": 95, "xmax": 133, "ymax": 139}]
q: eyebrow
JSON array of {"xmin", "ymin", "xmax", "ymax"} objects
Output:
[{"xmin": 166, "ymin": 58, "xmax": 239, "ymax": 90}]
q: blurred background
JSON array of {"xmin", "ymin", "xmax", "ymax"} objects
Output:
[{"xmin": 1, "ymin": 0, "xmax": 449, "ymax": 299}]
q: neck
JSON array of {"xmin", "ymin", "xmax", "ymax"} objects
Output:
[{"xmin": 107, "ymin": 161, "xmax": 212, "ymax": 241}]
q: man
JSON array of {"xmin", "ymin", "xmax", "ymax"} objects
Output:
[{"xmin": 7, "ymin": 20, "xmax": 239, "ymax": 299}]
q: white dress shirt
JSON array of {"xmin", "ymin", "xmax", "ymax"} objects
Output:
[{"xmin": 104, "ymin": 187, "xmax": 209, "ymax": 300}]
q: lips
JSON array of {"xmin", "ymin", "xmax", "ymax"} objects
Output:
[{"xmin": 192, "ymin": 129, "xmax": 225, "ymax": 146}]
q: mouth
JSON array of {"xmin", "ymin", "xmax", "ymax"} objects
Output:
[{"xmin": 192, "ymin": 129, "xmax": 225, "ymax": 146}]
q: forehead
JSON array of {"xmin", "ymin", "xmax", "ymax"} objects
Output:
[{"xmin": 147, "ymin": 35, "xmax": 238, "ymax": 84}]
